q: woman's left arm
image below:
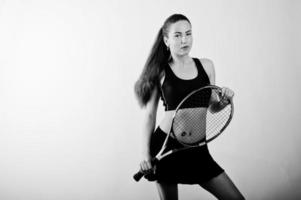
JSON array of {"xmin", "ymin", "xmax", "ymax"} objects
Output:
[{"xmin": 201, "ymin": 58, "xmax": 234, "ymax": 112}]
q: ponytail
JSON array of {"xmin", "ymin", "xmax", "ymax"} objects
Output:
[
  {"xmin": 134, "ymin": 28, "xmax": 170, "ymax": 107},
  {"xmin": 134, "ymin": 14, "xmax": 191, "ymax": 107}
]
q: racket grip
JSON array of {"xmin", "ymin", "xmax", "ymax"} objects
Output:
[
  {"xmin": 133, "ymin": 158, "xmax": 157, "ymax": 182},
  {"xmin": 133, "ymin": 171, "xmax": 144, "ymax": 182}
]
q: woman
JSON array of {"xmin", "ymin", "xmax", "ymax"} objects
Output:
[{"xmin": 134, "ymin": 14, "xmax": 245, "ymax": 200}]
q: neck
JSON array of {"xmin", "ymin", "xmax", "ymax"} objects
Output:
[{"xmin": 170, "ymin": 54, "xmax": 191, "ymax": 66}]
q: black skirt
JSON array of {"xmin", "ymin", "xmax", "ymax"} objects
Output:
[{"xmin": 149, "ymin": 127, "xmax": 224, "ymax": 184}]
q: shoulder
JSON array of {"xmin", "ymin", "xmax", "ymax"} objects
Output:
[
  {"xmin": 198, "ymin": 58, "xmax": 215, "ymax": 75},
  {"xmin": 195, "ymin": 57, "xmax": 215, "ymax": 84}
]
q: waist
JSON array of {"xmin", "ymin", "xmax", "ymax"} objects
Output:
[{"xmin": 158, "ymin": 108, "xmax": 207, "ymax": 134}]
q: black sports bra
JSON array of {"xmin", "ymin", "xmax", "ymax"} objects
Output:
[{"xmin": 160, "ymin": 58, "xmax": 211, "ymax": 111}]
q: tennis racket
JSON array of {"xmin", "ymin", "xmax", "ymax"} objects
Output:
[{"xmin": 133, "ymin": 85, "xmax": 234, "ymax": 182}]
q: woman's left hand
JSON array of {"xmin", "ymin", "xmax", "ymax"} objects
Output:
[{"xmin": 221, "ymin": 87, "xmax": 234, "ymax": 101}]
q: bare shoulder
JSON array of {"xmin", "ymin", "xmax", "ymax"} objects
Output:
[
  {"xmin": 198, "ymin": 58, "xmax": 216, "ymax": 84},
  {"xmin": 199, "ymin": 58, "xmax": 215, "ymax": 75}
]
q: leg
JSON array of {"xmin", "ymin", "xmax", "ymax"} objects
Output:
[
  {"xmin": 156, "ymin": 181, "xmax": 178, "ymax": 200},
  {"xmin": 200, "ymin": 172, "xmax": 245, "ymax": 200}
]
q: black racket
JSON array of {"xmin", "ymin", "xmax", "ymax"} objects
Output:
[{"xmin": 133, "ymin": 85, "xmax": 234, "ymax": 182}]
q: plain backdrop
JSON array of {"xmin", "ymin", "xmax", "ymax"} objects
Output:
[{"xmin": 0, "ymin": 0, "xmax": 300, "ymax": 199}]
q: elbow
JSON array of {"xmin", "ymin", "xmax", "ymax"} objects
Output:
[
  {"xmin": 208, "ymin": 105, "xmax": 217, "ymax": 114},
  {"xmin": 208, "ymin": 101, "xmax": 220, "ymax": 113}
]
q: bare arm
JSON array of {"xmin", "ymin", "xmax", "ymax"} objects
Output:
[
  {"xmin": 141, "ymin": 86, "xmax": 160, "ymax": 160},
  {"xmin": 201, "ymin": 58, "xmax": 230, "ymax": 113},
  {"xmin": 209, "ymin": 92, "xmax": 230, "ymax": 113}
]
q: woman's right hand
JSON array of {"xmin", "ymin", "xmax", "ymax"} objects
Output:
[
  {"xmin": 140, "ymin": 158, "xmax": 153, "ymax": 174},
  {"xmin": 140, "ymin": 158, "xmax": 157, "ymax": 181}
]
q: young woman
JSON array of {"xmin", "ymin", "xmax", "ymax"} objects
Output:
[{"xmin": 134, "ymin": 14, "xmax": 245, "ymax": 200}]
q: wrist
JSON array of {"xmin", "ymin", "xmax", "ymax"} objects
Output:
[{"xmin": 142, "ymin": 150, "xmax": 152, "ymax": 160}]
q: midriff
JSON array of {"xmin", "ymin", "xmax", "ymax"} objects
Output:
[{"xmin": 158, "ymin": 107, "xmax": 208, "ymax": 136}]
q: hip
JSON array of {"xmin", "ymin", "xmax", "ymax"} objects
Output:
[{"xmin": 150, "ymin": 126, "xmax": 210, "ymax": 157}]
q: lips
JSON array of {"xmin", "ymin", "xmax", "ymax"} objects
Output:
[{"xmin": 181, "ymin": 45, "xmax": 189, "ymax": 49}]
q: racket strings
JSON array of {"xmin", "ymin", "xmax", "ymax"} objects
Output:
[
  {"xmin": 172, "ymin": 88, "xmax": 232, "ymax": 146},
  {"xmin": 206, "ymin": 105, "xmax": 231, "ymax": 136}
]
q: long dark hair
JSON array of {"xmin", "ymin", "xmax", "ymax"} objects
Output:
[{"xmin": 134, "ymin": 14, "xmax": 191, "ymax": 107}]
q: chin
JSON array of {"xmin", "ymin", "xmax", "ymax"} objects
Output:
[{"xmin": 177, "ymin": 51, "xmax": 190, "ymax": 57}]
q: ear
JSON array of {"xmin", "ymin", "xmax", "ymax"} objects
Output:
[{"xmin": 163, "ymin": 36, "xmax": 169, "ymax": 47}]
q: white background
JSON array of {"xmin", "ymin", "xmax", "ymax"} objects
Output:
[{"xmin": 0, "ymin": 0, "xmax": 300, "ymax": 199}]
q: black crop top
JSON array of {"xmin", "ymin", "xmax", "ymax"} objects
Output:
[{"xmin": 160, "ymin": 58, "xmax": 211, "ymax": 111}]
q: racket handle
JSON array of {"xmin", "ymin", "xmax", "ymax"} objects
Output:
[
  {"xmin": 133, "ymin": 158, "xmax": 157, "ymax": 182},
  {"xmin": 133, "ymin": 171, "xmax": 144, "ymax": 182}
]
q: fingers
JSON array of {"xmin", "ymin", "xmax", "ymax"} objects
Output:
[
  {"xmin": 139, "ymin": 160, "xmax": 157, "ymax": 181},
  {"xmin": 221, "ymin": 87, "xmax": 234, "ymax": 100},
  {"xmin": 140, "ymin": 160, "xmax": 153, "ymax": 174}
]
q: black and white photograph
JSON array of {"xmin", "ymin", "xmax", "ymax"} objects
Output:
[{"xmin": 0, "ymin": 0, "xmax": 300, "ymax": 199}]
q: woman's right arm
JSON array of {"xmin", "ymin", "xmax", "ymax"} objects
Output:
[{"xmin": 140, "ymin": 86, "xmax": 160, "ymax": 173}]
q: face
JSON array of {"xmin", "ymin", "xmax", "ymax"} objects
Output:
[{"xmin": 164, "ymin": 20, "xmax": 193, "ymax": 57}]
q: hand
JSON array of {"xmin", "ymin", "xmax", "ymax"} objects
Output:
[
  {"xmin": 221, "ymin": 87, "xmax": 234, "ymax": 102},
  {"xmin": 140, "ymin": 159, "xmax": 153, "ymax": 174},
  {"xmin": 140, "ymin": 159, "xmax": 157, "ymax": 181}
]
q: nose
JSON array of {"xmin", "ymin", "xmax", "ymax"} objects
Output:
[{"xmin": 181, "ymin": 36, "xmax": 187, "ymax": 43}]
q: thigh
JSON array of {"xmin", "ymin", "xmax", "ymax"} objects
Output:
[
  {"xmin": 156, "ymin": 182, "xmax": 178, "ymax": 200},
  {"xmin": 200, "ymin": 172, "xmax": 245, "ymax": 200}
]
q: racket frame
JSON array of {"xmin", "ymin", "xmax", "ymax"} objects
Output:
[{"xmin": 133, "ymin": 85, "xmax": 234, "ymax": 181}]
